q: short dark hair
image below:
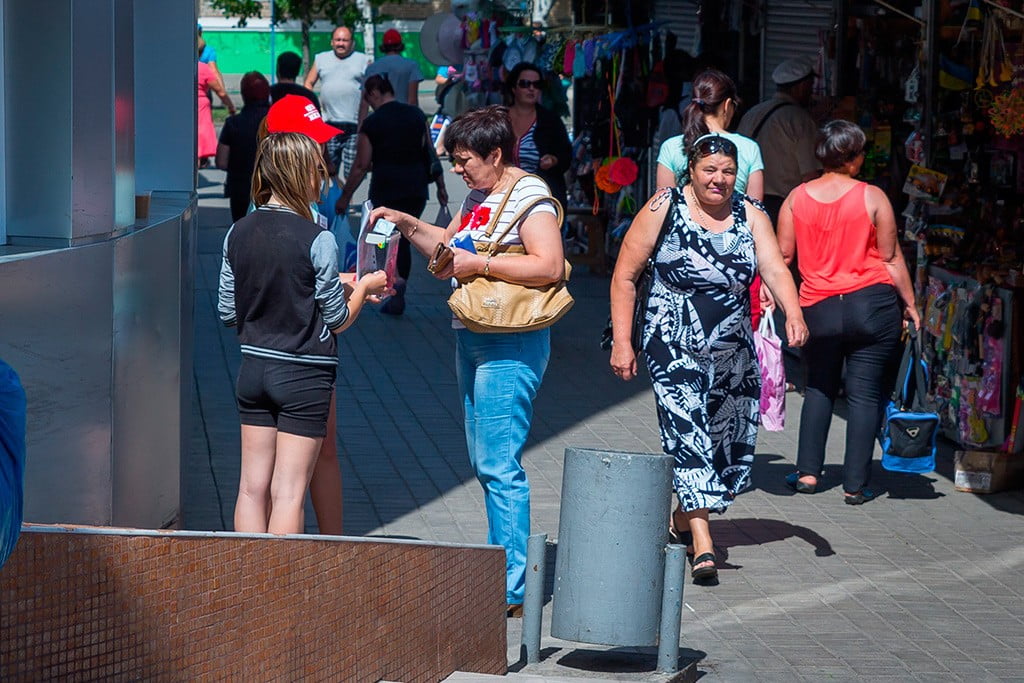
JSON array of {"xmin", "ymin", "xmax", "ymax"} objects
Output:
[
  {"xmin": 444, "ymin": 105, "xmax": 515, "ymax": 163},
  {"xmin": 240, "ymin": 71, "xmax": 271, "ymax": 105},
  {"xmin": 363, "ymin": 73, "xmax": 394, "ymax": 97},
  {"xmin": 277, "ymin": 51, "xmax": 302, "ymax": 80},
  {"xmin": 816, "ymin": 120, "xmax": 866, "ymax": 170}
]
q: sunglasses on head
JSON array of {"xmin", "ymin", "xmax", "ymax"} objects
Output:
[
  {"xmin": 517, "ymin": 79, "xmax": 543, "ymax": 89},
  {"xmin": 691, "ymin": 135, "xmax": 738, "ymax": 158}
]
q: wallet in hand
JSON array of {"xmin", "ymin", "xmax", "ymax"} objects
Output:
[{"xmin": 426, "ymin": 242, "xmax": 454, "ymax": 274}]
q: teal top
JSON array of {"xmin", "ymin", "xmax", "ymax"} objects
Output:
[{"xmin": 656, "ymin": 132, "xmax": 764, "ymax": 194}]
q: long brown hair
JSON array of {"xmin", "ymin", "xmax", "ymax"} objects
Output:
[
  {"xmin": 680, "ymin": 69, "xmax": 739, "ymax": 148},
  {"xmin": 250, "ymin": 132, "xmax": 328, "ymax": 221}
]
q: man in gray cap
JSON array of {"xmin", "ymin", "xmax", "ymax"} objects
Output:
[{"xmin": 738, "ymin": 55, "xmax": 822, "ymax": 223}]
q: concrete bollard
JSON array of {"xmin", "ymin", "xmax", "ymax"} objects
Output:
[{"xmin": 551, "ymin": 448, "xmax": 674, "ymax": 647}]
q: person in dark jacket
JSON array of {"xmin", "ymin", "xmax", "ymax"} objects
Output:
[
  {"xmin": 503, "ymin": 62, "xmax": 571, "ymax": 223},
  {"xmin": 218, "ymin": 132, "xmax": 388, "ymax": 535},
  {"xmin": 216, "ymin": 71, "xmax": 272, "ymax": 221}
]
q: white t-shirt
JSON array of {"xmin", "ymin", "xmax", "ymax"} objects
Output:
[
  {"xmin": 450, "ymin": 175, "xmax": 558, "ymax": 329},
  {"xmin": 457, "ymin": 175, "xmax": 557, "ymax": 248},
  {"xmin": 314, "ymin": 50, "xmax": 371, "ymax": 123}
]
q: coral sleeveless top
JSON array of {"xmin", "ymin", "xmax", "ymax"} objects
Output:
[{"xmin": 791, "ymin": 181, "xmax": 893, "ymax": 307}]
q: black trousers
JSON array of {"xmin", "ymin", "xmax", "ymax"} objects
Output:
[{"xmin": 796, "ymin": 283, "xmax": 902, "ymax": 493}]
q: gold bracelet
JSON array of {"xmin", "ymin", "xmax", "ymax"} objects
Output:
[
  {"xmin": 408, "ymin": 220, "xmax": 418, "ymax": 238},
  {"xmin": 484, "ymin": 253, "xmax": 492, "ymax": 276}
]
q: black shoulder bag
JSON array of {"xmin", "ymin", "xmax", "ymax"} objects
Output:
[{"xmin": 600, "ymin": 190, "xmax": 675, "ymax": 352}]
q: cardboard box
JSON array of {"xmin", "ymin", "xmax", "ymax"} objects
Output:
[{"xmin": 954, "ymin": 450, "xmax": 1024, "ymax": 494}]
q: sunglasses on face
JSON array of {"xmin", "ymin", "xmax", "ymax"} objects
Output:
[{"xmin": 517, "ymin": 79, "xmax": 543, "ymax": 90}]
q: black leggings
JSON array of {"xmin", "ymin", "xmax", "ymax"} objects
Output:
[
  {"xmin": 374, "ymin": 196, "xmax": 427, "ymax": 280},
  {"xmin": 796, "ymin": 284, "xmax": 902, "ymax": 493}
]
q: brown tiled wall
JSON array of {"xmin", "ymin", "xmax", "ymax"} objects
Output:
[{"xmin": 0, "ymin": 527, "xmax": 506, "ymax": 681}]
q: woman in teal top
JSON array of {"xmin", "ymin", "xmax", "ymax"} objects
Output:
[{"xmin": 656, "ymin": 69, "xmax": 764, "ymax": 201}]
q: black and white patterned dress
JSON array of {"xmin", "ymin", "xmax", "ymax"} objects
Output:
[{"xmin": 642, "ymin": 187, "xmax": 761, "ymax": 513}]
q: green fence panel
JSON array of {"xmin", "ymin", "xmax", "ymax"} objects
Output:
[{"xmin": 203, "ymin": 29, "xmax": 435, "ymax": 80}]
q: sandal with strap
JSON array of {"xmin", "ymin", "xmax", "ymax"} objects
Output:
[{"xmin": 690, "ymin": 552, "xmax": 718, "ymax": 580}]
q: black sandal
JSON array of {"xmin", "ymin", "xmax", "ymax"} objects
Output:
[{"xmin": 690, "ymin": 552, "xmax": 718, "ymax": 580}]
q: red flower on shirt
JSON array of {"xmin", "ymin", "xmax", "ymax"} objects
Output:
[{"xmin": 459, "ymin": 205, "xmax": 492, "ymax": 232}]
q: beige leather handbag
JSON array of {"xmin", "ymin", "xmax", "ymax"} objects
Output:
[{"xmin": 447, "ymin": 176, "xmax": 573, "ymax": 333}]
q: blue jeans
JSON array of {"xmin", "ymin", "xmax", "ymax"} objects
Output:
[{"xmin": 456, "ymin": 328, "xmax": 550, "ymax": 605}]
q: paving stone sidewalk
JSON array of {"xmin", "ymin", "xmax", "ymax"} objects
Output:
[{"xmin": 188, "ymin": 168, "xmax": 1024, "ymax": 682}]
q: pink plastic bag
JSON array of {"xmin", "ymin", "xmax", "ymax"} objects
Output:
[{"xmin": 754, "ymin": 313, "xmax": 786, "ymax": 431}]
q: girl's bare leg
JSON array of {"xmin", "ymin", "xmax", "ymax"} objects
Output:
[
  {"xmin": 310, "ymin": 392, "xmax": 343, "ymax": 535},
  {"xmin": 267, "ymin": 432, "xmax": 323, "ymax": 534},
  {"xmin": 234, "ymin": 425, "xmax": 277, "ymax": 533}
]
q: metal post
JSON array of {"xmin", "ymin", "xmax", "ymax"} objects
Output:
[
  {"xmin": 522, "ymin": 533, "xmax": 547, "ymax": 664},
  {"xmin": 657, "ymin": 544, "xmax": 685, "ymax": 674},
  {"xmin": 269, "ymin": 3, "xmax": 277, "ymax": 85}
]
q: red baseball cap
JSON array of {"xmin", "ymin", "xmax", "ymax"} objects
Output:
[
  {"xmin": 265, "ymin": 95, "xmax": 342, "ymax": 144},
  {"xmin": 382, "ymin": 29, "xmax": 403, "ymax": 48}
]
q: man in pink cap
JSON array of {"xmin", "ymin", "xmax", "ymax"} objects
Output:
[{"xmin": 363, "ymin": 28, "xmax": 423, "ymax": 106}]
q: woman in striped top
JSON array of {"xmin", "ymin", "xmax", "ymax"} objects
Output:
[{"xmin": 368, "ymin": 106, "xmax": 565, "ymax": 617}]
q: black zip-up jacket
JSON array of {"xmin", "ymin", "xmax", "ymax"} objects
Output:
[{"xmin": 218, "ymin": 206, "xmax": 348, "ymax": 366}]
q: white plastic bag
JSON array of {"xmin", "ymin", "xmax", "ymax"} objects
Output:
[{"xmin": 754, "ymin": 313, "xmax": 786, "ymax": 431}]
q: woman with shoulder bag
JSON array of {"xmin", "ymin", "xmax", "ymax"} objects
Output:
[{"xmin": 367, "ymin": 105, "xmax": 567, "ymax": 617}]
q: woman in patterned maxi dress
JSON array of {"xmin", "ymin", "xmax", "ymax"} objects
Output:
[{"xmin": 610, "ymin": 134, "xmax": 808, "ymax": 580}]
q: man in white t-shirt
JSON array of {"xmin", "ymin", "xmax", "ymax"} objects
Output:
[
  {"xmin": 304, "ymin": 26, "xmax": 371, "ymax": 180},
  {"xmin": 363, "ymin": 29, "xmax": 423, "ymax": 106}
]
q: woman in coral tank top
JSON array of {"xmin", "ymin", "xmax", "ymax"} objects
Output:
[{"xmin": 776, "ymin": 120, "xmax": 920, "ymax": 505}]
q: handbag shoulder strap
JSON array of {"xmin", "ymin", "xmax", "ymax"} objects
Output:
[
  {"xmin": 893, "ymin": 323, "xmax": 931, "ymax": 411},
  {"xmin": 483, "ymin": 174, "xmax": 564, "ymax": 254},
  {"xmin": 643, "ymin": 187, "xmax": 677, "ymax": 268},
  {"xmin": 481, "ymin": 173, "xmax": 545, "ymax": 238},
  {"xmin": 749, "ymin": 101, "xmax": 796, "ymax": 140}
]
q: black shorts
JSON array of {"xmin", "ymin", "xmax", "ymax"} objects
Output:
[{"xmin": 235, "ymin": 356, "xmax": 336, "ymax": 438}]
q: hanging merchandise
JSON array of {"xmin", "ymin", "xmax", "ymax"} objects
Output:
[{"xmin": 990, "ymin": 89, "xmax": 1024, "ymax": 136}]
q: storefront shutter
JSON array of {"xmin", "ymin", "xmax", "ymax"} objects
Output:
[
  {"xmin": 762, "ymin": 0, "xmax": 835, "ymax": 97},
  {"xmin": 653, "ymin": 0, "xmax": 700, "ymax": 57}
]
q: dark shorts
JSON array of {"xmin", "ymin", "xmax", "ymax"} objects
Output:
[{"xmin": 235, "ymin": 356, "xmax": 336, "ymax": 438}]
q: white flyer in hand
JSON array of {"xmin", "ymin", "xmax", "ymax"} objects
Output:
[{"xmin": 359, "ymin": 200, "xmax": 396, "ymax": 245}]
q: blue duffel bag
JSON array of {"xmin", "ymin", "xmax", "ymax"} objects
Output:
[
  {"xmin": 0, "ymin": 358, "xmax": 26, "ymax": 568},
  {"xmin": 880, "ymin": 323, "xmax": 938, "ymax": 474}
]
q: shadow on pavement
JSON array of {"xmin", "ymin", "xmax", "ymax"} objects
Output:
[{"xmin": 710, "ymin": 517, "xmax": 835, "ymax": 565}]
